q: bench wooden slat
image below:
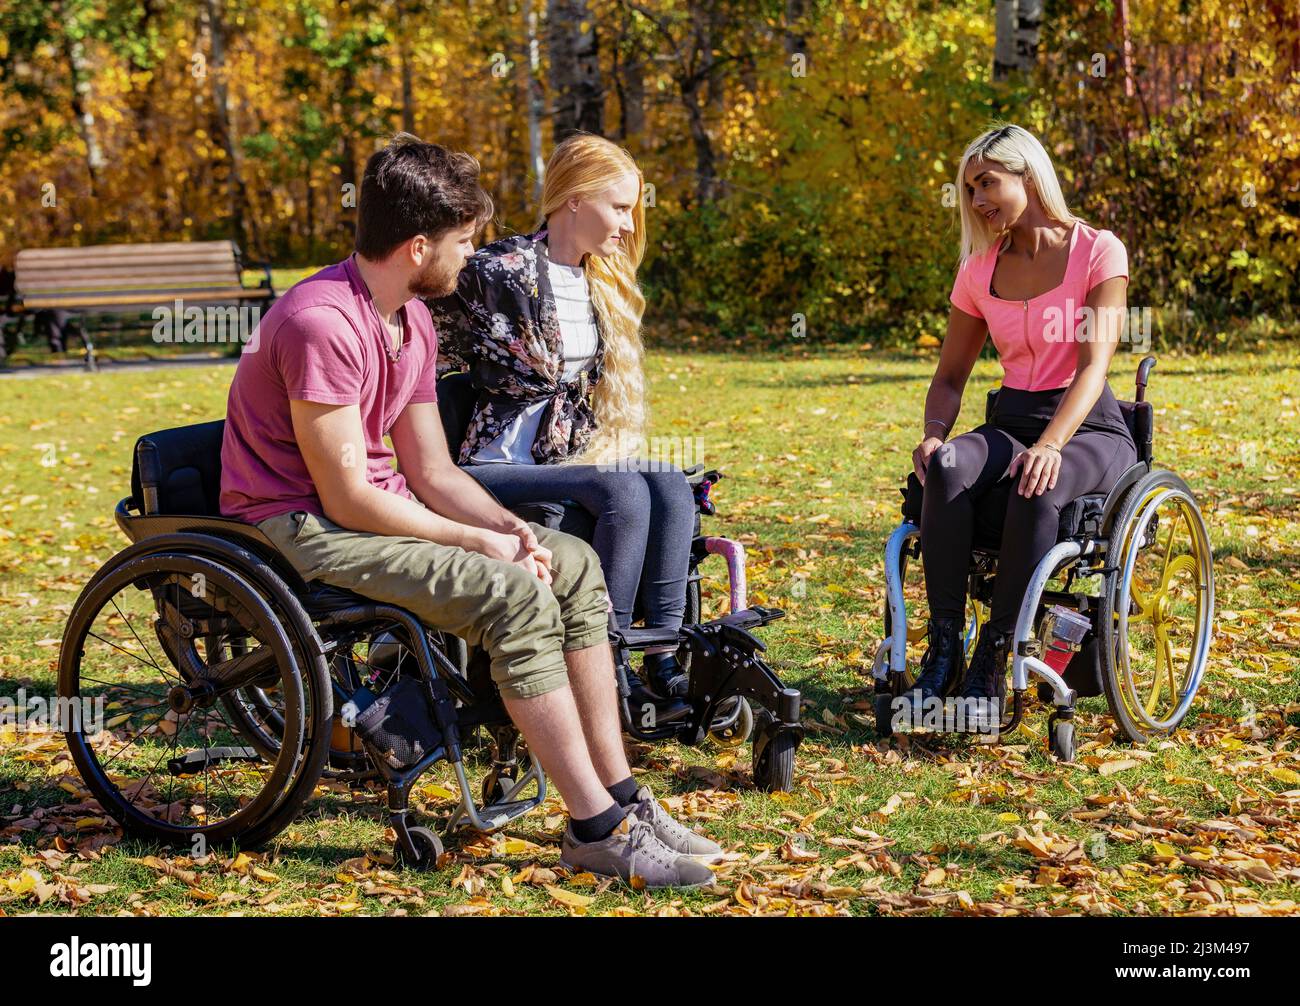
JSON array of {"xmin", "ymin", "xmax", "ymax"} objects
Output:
[
  {"xmin": 20, "ymin": 270, "xmax": 256, "ymax": 291},
  {"xmin": 16, "ymin": 241, "xmax": 242, "ymax": 263},
  {"xmin": 21, "ymin": 288, "xmax": 272, "ymax": 310},
  {"xmin": 17, "ymin": 258, "xmax": 239, "ymax": 278}
]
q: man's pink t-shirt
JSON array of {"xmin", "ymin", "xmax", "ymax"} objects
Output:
[
  {"xmin": 220, "ymin": 255, "xmax": 439, "ymax": 524},
  {"xmin": 949, "ymin": 221, "xmax": 1129, "ymax": 391}
]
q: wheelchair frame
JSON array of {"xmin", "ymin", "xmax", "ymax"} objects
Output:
[{"xmin": 870, "ymin": 357, "xmax": 1215, "ymax": 760}]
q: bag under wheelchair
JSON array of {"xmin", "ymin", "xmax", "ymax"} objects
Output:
[
  {"xmin": 55, "ymin": 408, "xmax": 801, "ymax": 868},
  {"xmin": 870, "ymin": 356, "xmax": 1215, "ymax": 760}
]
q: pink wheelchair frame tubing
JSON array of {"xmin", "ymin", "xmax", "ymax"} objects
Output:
[{"xmin": 703, "ymin": 536, "xmax": 748, "ymax": 612}]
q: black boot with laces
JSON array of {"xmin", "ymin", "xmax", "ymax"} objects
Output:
[
  {"xmin": 955, "ymin": 625, "xmax": 1011, "ymax": 734},
  {"xmin": 912, "ymin": 617, "xmax": 965, "ymax": 700}
]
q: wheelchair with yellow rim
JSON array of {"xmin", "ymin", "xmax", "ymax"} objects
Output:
[{"xmin": 871, "ymin": 356, "xmax": 1215, "ymax": 760}]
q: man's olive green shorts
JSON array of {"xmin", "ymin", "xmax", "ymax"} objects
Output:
[{"xmin": 258, "ymin": 511, "xmax": 611, "ymax": 701}]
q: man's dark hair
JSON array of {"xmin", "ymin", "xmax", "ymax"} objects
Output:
[{"xmin": 355, "ymin": 133, "xmax": 494, "ymax": 260}]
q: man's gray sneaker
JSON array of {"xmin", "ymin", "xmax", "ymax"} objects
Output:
[
  {"xmin": 630, "ymin": 785, "xmax": 725, "ymax": 863},
  {"xmin": 559, "ymin": 809, "xmax": 714, "ymax": 888}
]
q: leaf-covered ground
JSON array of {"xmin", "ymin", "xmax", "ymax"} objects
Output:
[{"xmin": 1, "ymin": 343, "xmax": 1298, "ymax": 916}]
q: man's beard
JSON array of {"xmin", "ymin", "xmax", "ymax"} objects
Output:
[{"xmin": 408, "ymin": 257, "xmax": 460, "ymax": 298}]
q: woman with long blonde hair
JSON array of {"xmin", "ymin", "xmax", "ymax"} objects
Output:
[
  {"xmin": 428, "ymin": 132, "xmax": 695, "ymax": 701},
  {"xmin": 903, "ymin": 123, "xmax": 1137, "ymax": 732}
]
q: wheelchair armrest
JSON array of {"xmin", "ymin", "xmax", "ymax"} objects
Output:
[
  {"xmin": 900, "ymin": 472, "xmax": 923, "ymax": 523},
  {"xmin": 614, "ymin": 626, "xmax": 682, "ymax": 650}
]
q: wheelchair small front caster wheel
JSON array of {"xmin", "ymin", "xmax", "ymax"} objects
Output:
[
  {"xmin": 708, "ymin": 697, "xmax": 753, "ymax": 748},
  {"xmin": 1048, "ymin": 716, "xmax": 1076, "ymax": 762},
  {"xmin": 396, "ymin": 826, "xmax": 444, "ymax": 871},
  {"xmin": 874, "ymin": 692, "xmax": 895, "ymax": 738},
  {"xmin": 751, "ymin": 712, "xmax": 797, "ymax": 792},
  {"xmin": 482, "ymin": 765, "xmax": 519, "ymax": 806}
]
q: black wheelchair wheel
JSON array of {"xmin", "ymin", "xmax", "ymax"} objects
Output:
[
  {"xmin": 1099, "ymin": 470, "xmax": 1215, "ymax": 744},
  {"xmin": 751, "ymin": 710, "xmax": 796, "ymax": 792},
  {"xmin": 396, "ymin": 825, "xmax": 444, "ymax": 871},
  {"xmin": 60, "ymin": 551, "xmax": 316, "ymax": 847},
  {"xmin": 874, "ymin": 691, "xmax": 895, "ymax": 738},
  {"xmin": 707, "ymin": 696, "xmax": 754, "ymax": 747},
  {"xmin": 1048, "ymin": 715, "xmax": 1076, "ymax": 762}
]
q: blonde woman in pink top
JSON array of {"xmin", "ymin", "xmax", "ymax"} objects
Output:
[{"xmin": 906, "ymin": 124, "xmax": 1138, "ymax": 731}]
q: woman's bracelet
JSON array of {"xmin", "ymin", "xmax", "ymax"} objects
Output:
[
  {"xmin": 924, "ymin": 418, "xmax": 950, "ymax": 436},
  {"xmin": 1036, "ymin": 441, "xmax": 1062, "ymax": 454}
]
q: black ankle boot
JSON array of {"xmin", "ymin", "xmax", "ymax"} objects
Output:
[
  {"xmin": 956, "ymin": 626, "xmax": 1011, "ymax": 733},
  {"xmin": 643, "ymin": 651, "xmax": 688, "ymax": 699},
  {"xmin": 912, "ymin": 617, "xmax": 965, "ymax": 701}
]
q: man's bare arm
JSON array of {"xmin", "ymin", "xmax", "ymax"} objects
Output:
[
  {"xmin": 389, "ymin": 401, "xmax": 528, "ymax": 532},
  {"xmin": 288, "ymin": 398, "xmax": 543, "ymax": 575},
  {"xmin": 389, "ymin": 400, "xmax": 552, "ymax": 576}
]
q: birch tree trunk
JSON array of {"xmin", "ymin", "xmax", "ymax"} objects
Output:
[
  {"xmin": 547, "ymin": 0, "xmax": 604, "ymax": 141},
  {"xmin": 202, "ymin": 0, "xmax": 254, "ymax": 252},
  {"xmin": 524, "ymin": 0, "xmax": 545, "ymax": 205}
]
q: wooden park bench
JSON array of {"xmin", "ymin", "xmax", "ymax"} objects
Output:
[{"xmin": 8, "ymin": 240, "xmax": 275, "ymax": 369}]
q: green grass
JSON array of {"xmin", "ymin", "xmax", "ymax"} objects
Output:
[{"xmin": 1, "ymin": 342, "xmax": 1298, "ymax": 916}]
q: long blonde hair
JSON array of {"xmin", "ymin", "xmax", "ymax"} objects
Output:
[
  {"xmin": 539, "ymin": 133, "xmax": 647, "ymax": 466},
  {"xmin": 955, "ymin": 124, "xmax": 1077, "ymax": 264}
]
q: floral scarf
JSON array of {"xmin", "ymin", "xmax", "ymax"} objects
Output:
[{"xmin": 426, "ymin": 228, "xmax": 605, "ymax": 464}]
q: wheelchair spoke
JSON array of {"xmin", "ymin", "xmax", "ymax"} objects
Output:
[
  {"xmin": 97, "ymin": 706, "xmax": 173, "ymax": 772},
  {"xmin": 77, "ymin": 676, "xmax": 170, "ymax": 702},
  {"xmin": 1159, "ymin": 627, "xmax": 1179, "ymax": 705},
  {"xmin": 63, "ymin": 550, "xmax": 312, "ymax": 841},
  {"xmin": 86, "ymin": 628, "xmax": 172, "ymax": 681},
  {"xmin": 1158, "ymin": 507, "xmax": 1185, "ymax": 584},
  {"xmin": 1143, "ymin": 624, "xmax": 1167, "ymax": 716},
  {"xmin": 109, "ymin": 597, "xmax": 163, "ymax": 670},
  {"xmin": 1161, "ymin": 554, "xmax": 1197, "ymax": 594}
]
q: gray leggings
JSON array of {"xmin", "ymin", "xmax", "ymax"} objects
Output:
[{"xmin": 467, "ymin": 462, "xmax": 695, "ymax": 633}]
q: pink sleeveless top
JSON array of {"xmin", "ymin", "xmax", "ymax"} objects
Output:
[{"xmin": 949, "ymin": 221, "xmax": 1128, "ymax": 391}]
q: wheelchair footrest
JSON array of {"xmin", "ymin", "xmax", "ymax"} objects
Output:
[
  {"xmin": 469, "ymin": 796, "xmax": 546, "ymax": 833},
  {"xmin": 167, "ymin": 746, "xmax": 262, "ymax": 775}
]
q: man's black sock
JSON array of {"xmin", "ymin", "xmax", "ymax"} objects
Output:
[
  {"xmin": 607, "ymin": 776, "xmax": 639, "ymax": 807},
  {"xmin": 571, "ymin": 803, "xmax": 627, "ymax": 844}
]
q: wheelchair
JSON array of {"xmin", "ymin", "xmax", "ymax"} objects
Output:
[
  {"xmin": 434, "ymin": 372, "xmax": 802, "ymax": 772},
  {"xmin": 870, "ymin": 357, "xmax": 1215, "ymax": 760},
  {"xmin": 57, "ymin": 398, "xmax": 801, "ymax": 868}
]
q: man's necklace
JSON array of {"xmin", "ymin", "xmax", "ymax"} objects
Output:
[{"xmin": 353, "ymin": 254, "xmax": 404, "ymax": 362}]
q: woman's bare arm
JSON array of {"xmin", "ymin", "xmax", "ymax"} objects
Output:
[{"xmin": 914, "ymin": 306, "xmax": 988, "ymax": 483}]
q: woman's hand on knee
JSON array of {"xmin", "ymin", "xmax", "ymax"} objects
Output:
[
  {"xmin": 912, "ymin": 435, "xmax": 946, "ymax": 485},
  {"xmin": 1009, "ymin": 444, "xmax": 1062, "ymax": 497}
]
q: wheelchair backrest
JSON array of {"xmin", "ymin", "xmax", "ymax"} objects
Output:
[
  {"xmin": 436, "ymin": 372, "xmax": 477, "ymax": 459},
  {"xmin": 132, "ymin": 420, "xmax": 226, "ymax": 517}
]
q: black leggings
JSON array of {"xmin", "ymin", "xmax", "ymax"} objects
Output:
[
  {"xmin": 920, "ymin": 399, "xmax": 1136, "ymax": 633},
  {"xmin": 466, "ymin": 462, "xmax": 695, "ymax": 634}
]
